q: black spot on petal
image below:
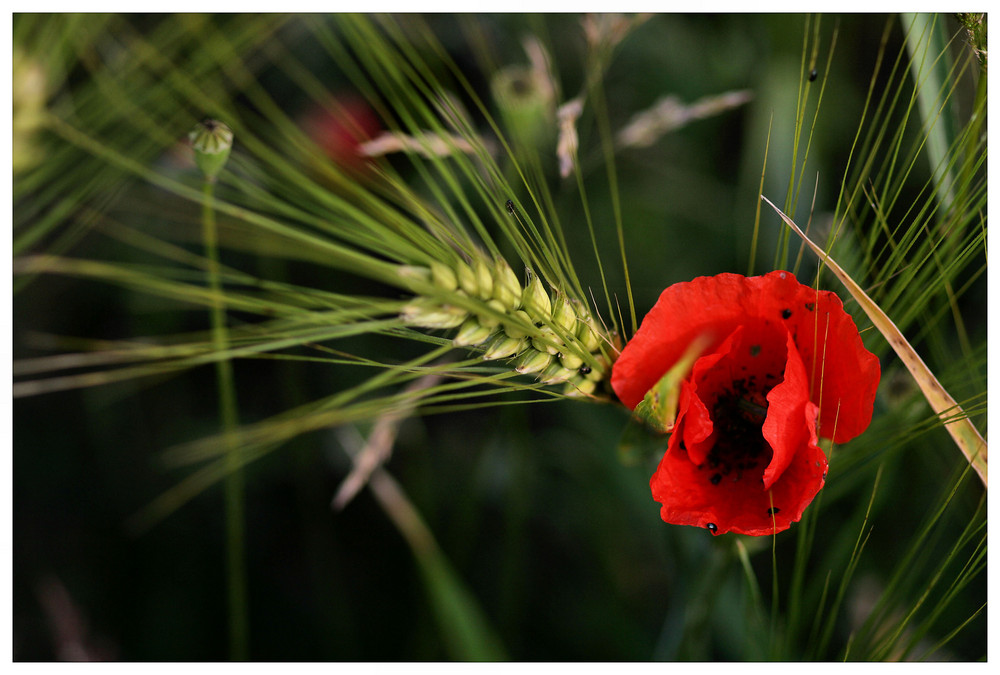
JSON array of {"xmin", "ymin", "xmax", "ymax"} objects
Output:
[
  {"xmin": 710, "ymin": 473, "xmax": 722, "ymax": 485},
  {"xmin": 767, "ymin": 507, "xmax": 781, "ymax": 515},
  {"xmin": 805, "ymin": 302, "xmax": 815, "ymax": 311},
  {"xmin": 781, "ymin": 308, "xmax": 793, "ymax": 319},
  {"xmin": 706, "ymin": 523, "xmax": 718, "ymax": 533}
]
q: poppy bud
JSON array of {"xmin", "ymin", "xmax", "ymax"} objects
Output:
[
  {"xmin": 189, "ymin": 119, "xmax": 233, "ymax": 182},
  {"xmin": 491, "ymin": 65, "xmax": 555, "ymax": 150}
]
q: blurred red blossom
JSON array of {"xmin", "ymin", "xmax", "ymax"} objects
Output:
[{"xmin": 301, "ymin": 96, "xmax": 381, "ymax": 171}]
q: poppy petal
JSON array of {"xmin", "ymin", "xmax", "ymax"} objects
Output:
[
  {"xmin": 761, "ymin": 328, "xmax": 815, "ymax": 489},
  {"xmin": 611, "ymin": 273, "xmax": 762, "ymax": 410},
  {"xmin": 612, "ymin": 271, "xmax": 879, "ymax": 442},
  {"xmin": 650, "ymin": 404, "xmax": 825, "ymax": 536},
  {"xmin": 680, "ymin": 327, "xmax": 742, "ymax": 467},
  {"xmin": 782, "ymin": 289, "xmax": 880, "ymax": 443}
]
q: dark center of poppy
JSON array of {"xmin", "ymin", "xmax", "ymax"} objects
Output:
[{"xmin": 704, "ymin": 379, "xmax": 772, "ymax": 484}]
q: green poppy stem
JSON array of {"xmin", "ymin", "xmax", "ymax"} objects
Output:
[{"xmin": 202, "ymin": 177, "xmax": 249, "ymax": 661}]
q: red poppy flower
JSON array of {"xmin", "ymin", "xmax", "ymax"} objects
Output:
[{"xmin": 611, "ymin": 271, "xmax": 880, "ymax": 536}]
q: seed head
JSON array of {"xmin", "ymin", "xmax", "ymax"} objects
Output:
[{"xmin": 189, "ymin": 119, "xmax": 233, "ymax": 182}]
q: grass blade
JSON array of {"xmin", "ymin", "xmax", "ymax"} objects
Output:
[{"xmin": 762, "ymin": 195, "xmax": 986, "ymax": 486}]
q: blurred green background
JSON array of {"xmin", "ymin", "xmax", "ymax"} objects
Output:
[{"xmin": 13, "ymin": 13, "xmax": 986, "ymax": 660}]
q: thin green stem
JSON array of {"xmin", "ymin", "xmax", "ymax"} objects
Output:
[
  {"xmin": 202, "ymin": 178, "xmax": 249, "ymax": 661},
  {"xmin": 748, "ymin": 115, "xmax": 772, "ymax": 276}
]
